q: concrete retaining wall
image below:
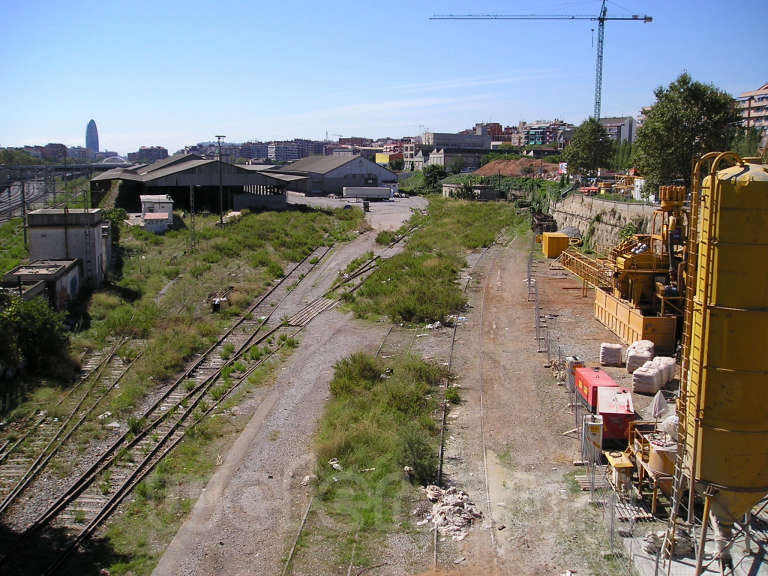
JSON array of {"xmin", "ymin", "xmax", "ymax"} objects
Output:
[{"xmin": 551, "ymin": 194, "xmax": 656, "ymax": 252}]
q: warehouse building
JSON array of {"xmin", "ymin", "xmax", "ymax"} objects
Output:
[
  {"xmin": 271, "ymin": 155, "xmax": 396, "ymax": 196},
  {"xmin": 90, "ymin": 153, "xmax": 304, "ymax": 212}
]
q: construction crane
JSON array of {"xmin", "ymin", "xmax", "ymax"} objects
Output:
[{"xmin": 431, "ymin": 1, "xmax": 652, "ymax": 120}]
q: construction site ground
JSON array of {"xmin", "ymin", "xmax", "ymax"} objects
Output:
[{"xmin": 149, "ymin": 196, "xmax": 766, "ymax": 575}]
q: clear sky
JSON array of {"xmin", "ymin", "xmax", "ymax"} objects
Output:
[{"xmin": 1, "ymin": 0, "xmax": 765, "ymax": 155}]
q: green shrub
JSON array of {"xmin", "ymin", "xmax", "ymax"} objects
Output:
[
  {"xmin": 220, "ymin": 342, "xmax": 235, "ymax": 360},
  {"xmin": 375, "ymin": 230, "xmax": 395, "ymax": 245}
]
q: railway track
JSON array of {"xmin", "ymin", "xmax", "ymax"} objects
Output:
[
  {"xmin": 3, "ymin": 225, "xmax": 416, "ymax": 574},
  {"xmin": 0, "ymin": 340, "xmax": 142, "ymax": 518},
  {"xmin": 428, "ymin": 233, "xmax": 504, "ymax": 573},
  {"xmin": 0, "ymin": 245, "xmax": 334, "ymax": 574}
]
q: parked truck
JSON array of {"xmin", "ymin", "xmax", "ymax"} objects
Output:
[{"xmin": 342, "ymin": 186, "xmax": 394, "ymax": 201}]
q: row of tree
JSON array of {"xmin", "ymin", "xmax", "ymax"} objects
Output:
[{"xmin": 563, "ymin": 73, "xmax": 761, "ymax": 192}]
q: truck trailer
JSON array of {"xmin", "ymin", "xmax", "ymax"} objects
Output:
[{"xmin": 342, "ymin": 186, "xmax": 394, "ymax": 200}]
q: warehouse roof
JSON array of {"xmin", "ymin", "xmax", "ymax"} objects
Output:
[
  {"xmin": 90, "ymin": 154, "xmax": 306, "ymax": 187},
  {"xmin": 275, "ymin": 155, "xmax": 361, "ymax": 175}
]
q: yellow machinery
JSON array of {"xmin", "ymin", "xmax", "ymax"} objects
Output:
[
  {"xmin": 666, "ymin": 153, "xmax": 768, "ymax": 573},
  {"xmin": 541, "ymin": 232, "xmax": 570, "ymax": 258},
  {"xmin": 558, "ymin": 184, "xmax": 686, "ymax": 353}
]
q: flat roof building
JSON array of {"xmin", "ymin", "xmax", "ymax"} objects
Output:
[
  {"xmin": 737, "ymin": 82, "xmax": 768, "ymax": 132},
  {"xmin": 27, "ymin": 209, "xmax": 111, "ymax": 287}
]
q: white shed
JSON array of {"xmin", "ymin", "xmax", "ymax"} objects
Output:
[{"xmin": 140, "ymin": 194, "xmax": 173, "ymax": 233}]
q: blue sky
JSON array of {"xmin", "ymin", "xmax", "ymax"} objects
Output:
[{"xmin": 1, "ymin": 0, "xmax": 765, "ymax": 155}]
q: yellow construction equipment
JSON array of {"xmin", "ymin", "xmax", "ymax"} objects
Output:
[
  {"xmin": 673, "ymin": 153, "xmax": 768, "ymax": 573},
  {"xmin": 557, "ymin": 184, "xmax": 686, "ymax": 352},
  {"xmin": 541, "ymin": 232, "xmax": 570, "ymax": 258}
]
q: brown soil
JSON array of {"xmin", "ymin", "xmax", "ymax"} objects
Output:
[{"xmin": 473, "ymin": 159, "xmax": 559, "ymax": 178}]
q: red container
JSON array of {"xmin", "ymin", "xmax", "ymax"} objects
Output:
[
  {"xmin": 574, "ymin": 367, "xmax": 618, "ymax": 410},
  {"xmin": 597, "ymin": 386, "xmax": 635, "ymax": 441}
]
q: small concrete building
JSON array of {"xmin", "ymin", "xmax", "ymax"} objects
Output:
[
  {"xmin": 1, "ymin": 259, "xmax": 80, "ymax": 309},
  {"xmin": 27, "ymin": 209, "xmax": 111, "ymax": 287},
  {"xmin": 271, "ymin": 155, "xmax": 397, "ymax": 196},
  {"xmin": 140, "ymin": 194, "xmax": 174, "ymax": 233}
]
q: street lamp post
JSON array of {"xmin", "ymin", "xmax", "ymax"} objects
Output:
[{"xmin": 216, "ymin": 135, "xmax": 226, "ymax": 224}]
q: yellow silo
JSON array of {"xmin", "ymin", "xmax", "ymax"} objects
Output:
[{"xmin": 684, "ymin": 153, "xmax": 768, "ymax": 569}]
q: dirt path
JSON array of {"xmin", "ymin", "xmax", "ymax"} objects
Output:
[{"xmin": 438, "ymin": 236, "xmax": 620, "ymax": 575}]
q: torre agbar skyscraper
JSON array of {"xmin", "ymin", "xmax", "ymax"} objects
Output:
[{"xmin": 86, "ymin": 119, "xmax": 99, "ymax": 154}]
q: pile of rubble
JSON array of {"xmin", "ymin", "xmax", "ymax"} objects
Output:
[
  {"xmin": 642, "ymin": 529, "xmax": 694, "ymax": 557},
  {"xmin": 416, "ymin": 485, "xmax": 483, "ymax": 541}
]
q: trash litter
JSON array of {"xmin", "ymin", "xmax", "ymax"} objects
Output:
[
  {"xmin": 105, "ymin": 421, "xmax": 120, "ymax": 429},
  {"xmin": 300, "ymin": 474, "xmax": 317, "ymax": 487},
  {"xmin": 425, "ymin": 321, "xmax": 442, "ymax": 330},
  {"xmin": 328, "ymin": 458, "xmax": 343, "ymax": 471},
  {"xmin": 420, "ymin": 485, "xmax": 483, "ymax": 541},
  {"xmin": 98, "ymin": 411, "xmax": 112, "ymax": 420}
]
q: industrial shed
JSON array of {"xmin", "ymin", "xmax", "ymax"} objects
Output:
[
  {"xmin": 90, "ymin": 154, "xmax": 305, "ymax": 212},
  {"xmin": 271, "ymin": 155, "xmax": 396, "ymax": 196}
]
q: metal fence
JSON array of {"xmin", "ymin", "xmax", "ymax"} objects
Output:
[{"xmin": 526, "ymin": 242, "xmax": 650, "ymax": 576}]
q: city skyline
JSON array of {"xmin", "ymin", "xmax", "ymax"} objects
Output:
[{"xmin": 1, "ymin": 0, "xmax": 765, "ymax": 155}]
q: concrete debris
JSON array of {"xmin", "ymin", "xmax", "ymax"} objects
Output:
[
  {"xmin": 300, "ymin": 474, "xmax": 317, "ymax": 487},
  {"xmin": 98, "ymin": 411, "xmax": 112, "ymax": 420},
  {"xmin": 421, "ymin": 485, "xmax": 483, "ymax": 540},
  {"xmin": 105, "ymin": 421, "xmax": 120, "ymax": 429},
  {"xmin": 328, "ymin": 458, "xmax": 343, "ymax": 471},
  {"xmin": 642, "ymin": 530, "xmax": 693, "ymax": 557}
]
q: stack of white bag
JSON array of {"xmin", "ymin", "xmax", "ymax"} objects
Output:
[
  {"xmin": 600, "ymin": 343, "xmax": 623, "ymax": 366},
  {"xmin": 633, "ymin": 360, "xmax": 663, "ymax": 394},
  {"xmin": 626, "ymin": 340, "xmax": 655, "ymax": 373},
  {"xmin": 652, "ymin": 356, "xmax": 676, "ymax": 384}
]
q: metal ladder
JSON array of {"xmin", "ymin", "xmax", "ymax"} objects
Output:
[{"xmin": 660, "ymin": 156, "xmax": 708, "ymax": 569}]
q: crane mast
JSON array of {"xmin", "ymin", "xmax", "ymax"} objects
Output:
[{"xmin": 431, "ymin": 1, "xmax": 651, "ymax": 120}]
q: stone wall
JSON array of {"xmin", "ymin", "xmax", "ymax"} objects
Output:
[{"xmin": 551, "ymin": 194, "xmax": 656, "ymax": 252}]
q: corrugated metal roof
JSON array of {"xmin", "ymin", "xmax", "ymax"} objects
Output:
[
  {"xmin": 141, "ymin": 159, "xmax": 215, "ymax": 181},
  {"xmin": 137, "ymin": 153, "xmax": 205, "ymax": 175},
  {"xmin": 275, "ymin": 155, "xmax": 361, "ymax": 175}
]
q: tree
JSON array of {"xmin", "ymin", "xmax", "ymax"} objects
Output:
[
  {"xmin": 448, "ymin": 156, "xmax": 465, "ymax": 174},
  {"xmin": 389, "ymin": 157, "xmax": 404, "ymax": 171},
  {"xmin": 632, "ymin": 73, "xmax": 739, "ymax": 192},
  {"xmin": 563, "ymin": 118, "xmax": 613, "ymax": 176},
  {"xmin": 422, "ymin": 165, "xmax": 447, "ymax": 194},
  {"xmin": 611, "ymin": 140, "xmax": 633, "ymax": 171},
  {"xmin": 729, "ymin": 126, "xmax": 763, "ymax": 157}
]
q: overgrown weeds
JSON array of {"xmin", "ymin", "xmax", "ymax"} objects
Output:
[
  {"xmin": 348, "ymin": 197, "xmax": 525, "ymax": 322},
  {"xmin": 315, "ymin": 353, "xmax": 446, "ymax": 530}
]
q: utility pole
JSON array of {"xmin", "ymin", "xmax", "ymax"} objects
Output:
[
  {"xmin": 216, "ymin": 135, "xmax": 226, "ymax": 225},
  {"xmin": 189, "ymin": 184, "xmax": 196, "ymax": 253},
  {"xmin": 20, "ymin": 179, "xmax": 28, "ymax": 249}
]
